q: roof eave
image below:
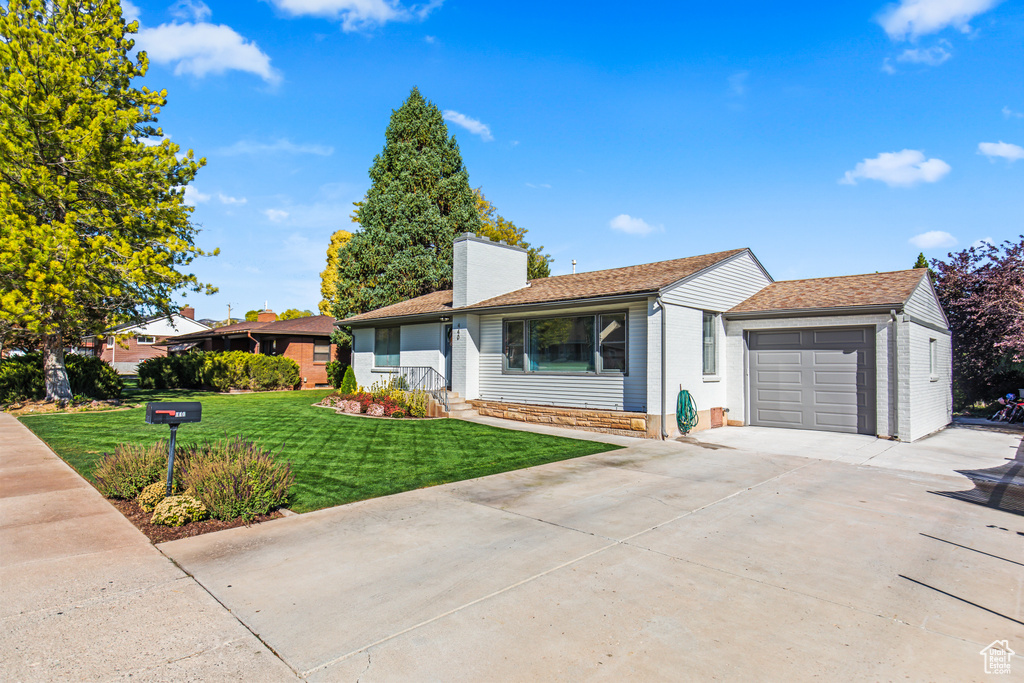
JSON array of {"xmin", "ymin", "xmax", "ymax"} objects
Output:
[{"xmin": 725, "ymin": 304, "xmax": 903, "ymax": 320}]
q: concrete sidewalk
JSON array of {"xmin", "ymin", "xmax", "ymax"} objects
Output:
[{"xmin": 0, "ymin": 413, "xmax": 297, "ymax": 682}]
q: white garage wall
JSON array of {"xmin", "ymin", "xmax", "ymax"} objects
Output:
[
  {"xmin": 661, "ymin": 303, "xmax": 727, "ymax": 436},
  {"xmin": 905, "ymin": 321, "xmax": 952, "ymax": 441}
]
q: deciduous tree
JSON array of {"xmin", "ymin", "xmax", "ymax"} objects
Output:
[
  {"xmin": 319, "ymin": 229, "xmax": 351, "ymax": 315},
  {"xmin": 0, "ymin": 0, "xmax": 215, "ymax": 400},
  {"xmin": 930, "ymin": 236, "xmax": 1024, "ymax": 406},
  {"xmin": 473, "ymin": 188, "xmax": 552, "ymax": 279}
]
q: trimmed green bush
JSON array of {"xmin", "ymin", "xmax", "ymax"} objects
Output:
[
  {"xmin": 93, "ymin": 441, "xmax": 168, "ymax": 499},
  {"xmin": 339, "ymin": 365, "xmax": 358, "ymax": 394},
  {"xmin": 202, "ymin": 351, "xmax": 300, "ymax": 392},
  {"xmin": 138, "ymin": 353, "xmax": 207, "ymax": 390},
  {"xmin": 325, "ymin": 360, "xmax": 347, "ymax": 389},
  {"xmin": 151, "ymin": 495, "xmax": 208, "ymax": 526},
  {"xmin": 180, "ymin": 437, "xmax": 294, "ymax": 521},
  {"xmin": 137, "ymin": 481, "xmax": 169, "ymax": 512},
  {"xmin": 0, "ymin": 353, "xmax": 121, "ymax": 403}
]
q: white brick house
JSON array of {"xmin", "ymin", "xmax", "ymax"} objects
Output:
[{"xmin": 340, "ymin": 233, "xmax": 951, "ymax": 441}]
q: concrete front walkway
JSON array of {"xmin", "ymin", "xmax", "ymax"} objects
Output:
[
  {"xmin": 160, "ymin": 423, "xmax": 1024, "ymax": 681},
  {"xmin": 0, "ymin": 414, "xmax": 297, "ymax": 681}
]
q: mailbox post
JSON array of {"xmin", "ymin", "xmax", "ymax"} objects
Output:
[{"xmin": 145, "ymin": 402, "xmax": 202, "ymax": 496}]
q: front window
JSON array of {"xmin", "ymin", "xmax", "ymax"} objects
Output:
[
  {"xmin": 502, "ymin": 312, "xmax": 627, "ymax": 374},
  {"xmin": 137, "ymin": 335, "xmax": 155, "ymax": 345},
  {"xmin": 702, "ymin": 311, "xmax": 717, "ymax": 375},
  {"xmin": 374, "ymin": 328, "xmax": 400, "ymax": 367},
  {"xmin": 313, "ymin": 341, "xmax": 330, "ymax": 363}
]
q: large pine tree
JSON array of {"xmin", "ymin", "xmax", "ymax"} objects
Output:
[{"xmin": 333, "ymin": 88, "xmax": 481, "ymax": 323}]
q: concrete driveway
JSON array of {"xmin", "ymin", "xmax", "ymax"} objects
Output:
[{"xmin": 161, "ymin": 423, "xmax": 1024, "ymax": 681}]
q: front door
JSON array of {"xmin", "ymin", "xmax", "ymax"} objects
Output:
[{"xmin": 444, "ymin": 325, "xmax": 453, "ymax": 390}]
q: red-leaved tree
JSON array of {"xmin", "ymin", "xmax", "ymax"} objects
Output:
[{"xmin": 931, "ymin": 236, "xmax": 1024, "ymax": 407}]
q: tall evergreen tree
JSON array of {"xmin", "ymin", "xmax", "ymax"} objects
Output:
[
  {"xmin": 0, "ymin": 0, "xmax": 214, "ymax": 400},
  {"xmin": 913, "ymin": 252, "xmax": 929, "ymax": 269},
  {"xmin": 333, "ymin": 88, "xmax": 481, "ymax": 326}
]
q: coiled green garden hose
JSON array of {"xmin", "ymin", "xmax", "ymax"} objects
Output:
[{"xmin": 676, "ymin": 389, "xmax": 698, "ymax": 435}]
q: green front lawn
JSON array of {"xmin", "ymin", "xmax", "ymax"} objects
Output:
[{"xmin": 19, "ymin": 389, "xmax": 620, "ymax": 513}]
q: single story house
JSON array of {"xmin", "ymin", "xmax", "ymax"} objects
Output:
[
  {"xmin": 161, "ymin": 310, "xmax": 340, "ymax": 389},
  {"xmin": 341, "ymin": 233, "xmax": 951, "ymax": 441},
  {"xmin": 82, "ymin": 307, "xmax": 211, "ymax": 374}
]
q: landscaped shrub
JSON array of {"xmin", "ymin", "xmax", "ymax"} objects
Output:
[
  {"xmin": 407, "ymin": 389, "xmax": 429, "ymax": 418},
  {"xmin": 138, "ymin": 353, "xmax": 207, "ymax": 390},
  {"xmin": 180, "ymin": 437, "xmax": 294, "ymax": 521},
  {"xmin": 65, "ymin": 354, "xmax": 123, "ymax": 399},
  {"xmin": 326, "ymin": 361, "xmax": 348, "ymax": 389},
  {"xmin": 93, "ymin": 441, "xmax": 169, "ymax": 499},
  {"xmin": 201, "ymin": 351, "xmax": 300, "ymax": 392},
  {"xmin": 339, "ymin": 365, "xmax": 358, "ymax": 394},
  {"xmin": 137, "ymin": 481, "xmax": 170, "ymax": 512},
  {"xmin": 151, "ymin": 495, "xmax": 208, "ymax": 526},
  {"xmin": 0, "ymin": 352, "xmax": 121, "ymax": 403},
  {"xmin": 0, "ymin": 353, "xmax": 44, "ymax": 403}
]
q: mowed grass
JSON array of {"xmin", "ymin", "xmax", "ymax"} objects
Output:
[{"xmin": 18, "ymin": 389, "xmax": 620, "ymax": 513}]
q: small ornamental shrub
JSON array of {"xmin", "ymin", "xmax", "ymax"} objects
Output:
[
  {"xmin": 180, "ymin": 437, "xmax": 294, "ymax": 521},
  {"xmin": 137, "ymin": 481, "xmax": 171, "ymax": 512},
  {"xmin": 0, "ymin": 353, "xmax": 121, "ymax": 403},
  {"xmin": 367, "ymin": 403, "xmax": 385, "ymax": 416},
  {"xmin": 93, "ymin": 441, "xmax": 169, "ymax": 499},
  {"xmin": 407, "ymin": 389, "xmax": 429, "ymax": 418},
  {"xmin": 339, "ymin": 365, "xmax": 358, "ymax": 394},
  {"xmin": 151, "ymin": 495, "xmax": 208, "ymax": 527},
  {"xmin": 0, "ymin": 353, "xmax": 44, "ymax": 403},
  {"xmin": 342, "ymin": 400, "xmax": 361, "ymax": 414},
  {"xmin": 326, "ymin": 361, "xmax": 347, "ymax": 389}
]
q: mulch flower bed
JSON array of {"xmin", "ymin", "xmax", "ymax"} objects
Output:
[{"xmin": 109, "ymin": 498, "xmax": 282, "ymax": 544}]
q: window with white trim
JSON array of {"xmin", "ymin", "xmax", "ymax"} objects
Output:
[
  {"xmin": 502, "ymin": 312, "xmax": 627, "ymax": 375},
  {"xmin": 137, "ymin": 335, "xmax": 155, "ymax": 345},
  {"xmin": 702, "ymin": 311, "xmax": 718, "ymax": 375},
  {"xmin": 374, "ymin": 328, "xmax": 400, "ymax": 367},
  {"xmin": 929, "ymin": 338, "xmax": 937, "ymax": 379}
]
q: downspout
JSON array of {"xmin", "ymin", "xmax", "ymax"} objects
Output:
[
  {"xmin": 247, "ymin": 331, "xmax": 260, "ymax": 354},
  {"xmin": 890, "ymin": 310, "xmax": 898, "ymax": 439},
  {"xmin": 657, "ymin": 294, "xmax": 668, "ymax": 440}
]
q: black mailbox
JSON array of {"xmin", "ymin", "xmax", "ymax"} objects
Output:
[{"xmin": 146, "ymin": 402, "xmax": 202, "ymax": 425}]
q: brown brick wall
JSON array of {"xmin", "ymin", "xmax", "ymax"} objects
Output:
[
  {"xmin": 278, "ymin": 336, "xmax": 334, "ymax": 389},
  {"xmin": 467, "ymin": 400, "xmax": 649, "ymax": 437}
]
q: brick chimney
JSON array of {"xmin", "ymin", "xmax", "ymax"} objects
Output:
[
  {"xmin": 257, "ymin": 309, "xmax": 277, "ymax": 323},
  {"xmin": 179, "ymin": 306, "xmax": 195, "ymax": 320},
  {"xmin": 452, "ymin": 233, "xmax": 529, "ymax": 308}
]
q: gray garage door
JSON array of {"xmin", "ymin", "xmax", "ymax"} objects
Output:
[{"xmin": 748, "ymin": 327, "xmax": 876, "ymax": 435}]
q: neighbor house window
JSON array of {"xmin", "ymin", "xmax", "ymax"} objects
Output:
[
  {"xmin": 702, "ymin": 311, "xmax": 717, "ymax": 375},
  {"xmin": 504, "ymin": 321, "xmax": 525, "ymax": 372},
  {"xmin": 374, "ymin": 328, "xmax": 400, "ymax": 367},
  {"xmin": 502, "ymin": 312, "xmax": 627, "ymax": 375},
  {"xmin": 313, "ymin": 341, "xmax": 330, "ymax": 363},
  {"xmin": 137, "ymin": 335, "xmax": 155, "ymax": 345}
]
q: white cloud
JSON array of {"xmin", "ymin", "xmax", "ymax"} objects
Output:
[
  {"xmin": 882, "ymin": 58, "xmax": 897, "ymax": 74},
  {"xmin": 840, "ymin": 149, "xmax": 951, "ymax": 187},
  {"xmin": 609, "ymin": 214, "xmax": 663, "ymax": 236},
  {"xmin": 896, "ymin": 45, "xmax": 951, "ymax": 65},
  {"xmin": 442, "ymin": 110, "xmax": 493, "ymax": 141},
  {"xmin": 424, "ymin": 35, "xmax": 436, "ymax": 43},
  {"xmin": 525, "ymin": 183, "xmax": 551, "ymax": 189},
  {"xmin": 264, "ymin": 209, "xmax": 290, "ymax": 222},
  {"xmin": 877, "ymin": 0, "xmax": 1003, "ymax": 41},
  {"xmin": 978, "ymin": 140, "xmax": 1024, "ymax": 161},
  {"xmin": 1003, "ymin": 106, "xmax": 1024, "ymax": 119},
  {"xmin": 971, "ymin": 236, "xmax": 994, "ymax": 248},
  {"xmin": 138, "ymin": 134, "xmax": 169, "ymax": 147},
  {"xmin": 728, "ymin": 71, "xmax": 749, "ymax": 96},
  {"xmin": 183, "ymin": 185, "xmax": 211, "ymax": 205},
  {"xmin": 137, "ymin": 22, "xmax": 281, "ymax": 84},
  {"xmin": 219, "ymin": 139, "xmax": 334, "ymax": 156},
  {"xmin": 218, "ymin": 193, "xmax": 247, "ymax": 205},
  {"xmin": 268, "ymin": 0, "xmax": 443, "ymax": 32},
  {"xmin": 121, "ymin": 0, "xmax": 141, "ymax": 22},
  {"xmin": 169, "ymin": 0, "xmax": 211, "ymax": 22},
  {"xmin": 909, "ymin": 230, "xmax": 957, "ymax": 248}
]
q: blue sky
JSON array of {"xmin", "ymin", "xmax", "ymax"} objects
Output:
[{"xmin": 124, "ymin": 0, "xmax": 1024, "ymax": 320}]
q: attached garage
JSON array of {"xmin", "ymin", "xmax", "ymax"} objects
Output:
[
  {"xmin": 726, "ymin": 269, "xmax": 953, "ymax": 442},
  {"xmin": 748, "ymin": 327, "xmax": 875, "ymax": 435}
]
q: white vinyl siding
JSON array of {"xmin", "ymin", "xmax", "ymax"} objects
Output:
[
  {"xmin": 903, "ymin": 277, "xmax": 948, "ymax": 329},
  {"xmin": 477, "ymin": 301, "xmax": 648, "ymax": 411},
  {"xmin": 661, "ymin": 251, "xmax": 772, "ymax": 311}
]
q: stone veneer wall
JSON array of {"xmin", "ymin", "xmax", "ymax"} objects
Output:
[{"xmin": 468, "ymin": 400, "xmax": 649, "ymax": 438}]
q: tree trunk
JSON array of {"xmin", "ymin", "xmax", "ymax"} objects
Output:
[{"xmin": 43, "ymin": 334, "xmax": 72, "ymax": 402}]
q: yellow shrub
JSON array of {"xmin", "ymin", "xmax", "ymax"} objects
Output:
[{"xmin": 151, "ymin": 495, "xmax": 208, "ymax": 527}]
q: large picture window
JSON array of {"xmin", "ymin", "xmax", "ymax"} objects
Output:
[
  {"xmin": 503, "ymin": 312, "xmax": 627, "ymax": 374},
  {"xmin": 702, "ymin": 311, "xmax": 717, "ymax": 375},
  {"xmin": 374, "ymin": 328, "xmax": 400, "ymax": 367}
]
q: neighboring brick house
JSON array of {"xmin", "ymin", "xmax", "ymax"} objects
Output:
[
  {"xmin": 341, "ymin": 233, "xmax": 952, "ymax": 442},
  {"xmin": 161, "ymin": 310, "xmax": 340, "ymax": 389},
  {"xmin": 82, "ymin": 307, "xmax": 211, "ymax": 374}
]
